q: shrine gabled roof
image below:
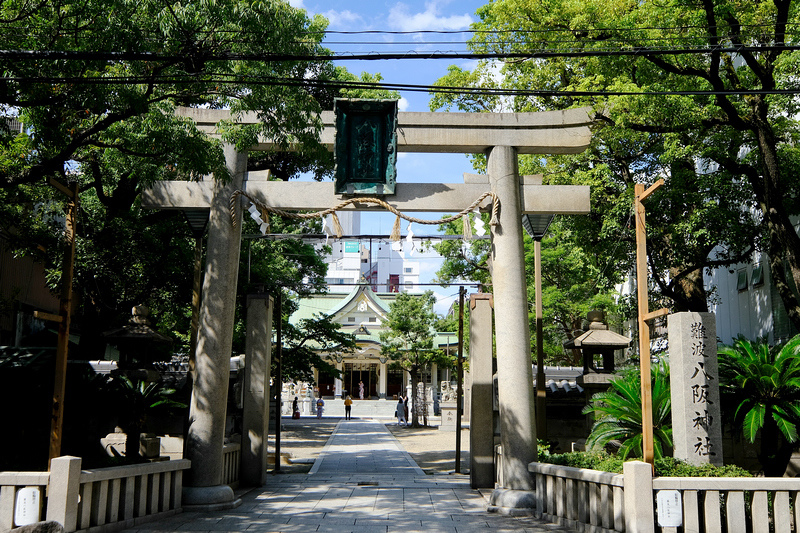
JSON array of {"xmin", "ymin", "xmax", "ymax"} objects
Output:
[
  {"xmin": 326, "ymin": 284, "xmax": 392, "ymax": 319},
  {"xmin": 289, "ymin": 285, "xmax": 397, "ymax": 326}
]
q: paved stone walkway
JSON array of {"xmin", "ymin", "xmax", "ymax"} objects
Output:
[{"xmin": 124, "ymin": 420, "xmax": 573, "ymax": 533}]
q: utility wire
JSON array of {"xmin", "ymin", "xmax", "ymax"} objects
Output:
[
  {"xmin": 4, "ymin": 22, "xmax": 798, "ymax": 37},
  {"xmin": 4, "ymin": 72, "xmax": 798, "ymax": 96},
  {"xmin": 2, "ymin": 43, "xmax": 800, "ymax": 62}
]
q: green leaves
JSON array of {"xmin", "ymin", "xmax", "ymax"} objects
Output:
[
  {"xmin": 719, "ymin": 335, "xmax": 800, "ymax": 444},
  {"xmin": 719, "ymin": 335, "xmax": 800, "ymax": 475},
  {"xmin": 583, "ymin": 364, "xmax": 672, "ymax": 459},
  {"xmin": 433, "ymin": 0, "xmax": 800, "ymax": 319},
  {"xmin": 1, "ymin": 0, "xmax": 378, "ymax": 358}
]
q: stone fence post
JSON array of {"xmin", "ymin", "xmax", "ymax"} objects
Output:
[
  {"xmin": 623, "ymin": 461, "xmax": 655, "ymax": 532},
  {"xmin": 46, "ymin": 456, "xmax": 82, "ymax": 531}
]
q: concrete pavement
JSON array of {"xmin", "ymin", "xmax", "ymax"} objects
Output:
[{"xmin": 123, "ymin": 420, "xmax": 573, "ymax": 533}]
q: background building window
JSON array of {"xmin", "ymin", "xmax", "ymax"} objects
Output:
[
  {"xmin": 737, "ymin": 270, "xmax": 748, "ymax": 292},
  {"xmin": 752, "ymin": 264, "xmax": 764, "ymax": 287}
]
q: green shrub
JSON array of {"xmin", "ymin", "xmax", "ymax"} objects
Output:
[
  {"xmin": 654, "ymin": 457, "xmax": 752, "ymax": 478},
  {"xmin": 541, "ymin": 450, "xmax": 624, "ymax": 472},
  {"xmin": 539, "ymin": 450, "xmax": 752, "ymax": 477}
]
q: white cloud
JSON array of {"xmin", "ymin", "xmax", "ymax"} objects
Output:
[
  {"xmin": 288, "ymin": 0, "xmax": 305, "ymax": 9},
  {"xmin": 388, "ymin": 1, "xmax": 474, "ymax": 32},
  {"xmin": 321, "ymin": 9, "xmax": 365, "ymax": 30},
  {"xmin": 397, "ymin": 96, "xmax": 410, "ymax": 111}
]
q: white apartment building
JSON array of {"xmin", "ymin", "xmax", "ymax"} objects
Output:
[{"xmin": 322, "ymin": 212, "xmax": 421, "ymax": 294}]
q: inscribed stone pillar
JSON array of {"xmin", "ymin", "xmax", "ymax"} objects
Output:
[
  {"xmin": 183, "ymin": 143, "xmax": 246, "ymax": 507},
  {"xmin": 379, "ymin": 361, "xmax": 388, "ymax": 399},
  {"xmin": 241, "ymin": 294, "xmax": 273, "ymax": 487},
  {"xmin": 668, "ymin": 312, "xmax": 723, "ymax": 465},
  {"xmin": 469, "ymin": 293, "xmax": 495, "ymax": 488},
  {"xmin": 488, "ymin": 145, "xmax": 537, "ymax": 492}
]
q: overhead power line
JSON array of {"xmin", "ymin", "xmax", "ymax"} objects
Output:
[
  {"xmin": 2, "ymin": 43, "xmax": 800, "ymax": 62},
  {"xmin": 4, "ymin": 72, "xmax": 799, "ymax": 96}
]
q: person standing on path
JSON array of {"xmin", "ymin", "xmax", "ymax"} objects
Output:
[
  {"xmin": 344, "ymin": 396, "xmax": 353, "ymax": 420},
  {"xmin": 396, "ymin": 398, "xmax": 407, "ymax": 426},
  {"xmin": 359, "ymin": 380, "xmax": 365, "ymax": 399},
  {"xmin": 316, "ymin": 396, "xmax": 324, "ymax": 419}
]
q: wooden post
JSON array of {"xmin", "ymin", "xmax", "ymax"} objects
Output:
[
  {"xmin": 44, "ymin": 180, "xmax": 78, "ymax": 466},
  {"xmin": 273, "ymin": 292, "xmax": 282, "ymax": 473},
  {"xmin": 534, "ymin": 238, "xmax": 547, "ymax": 442},
  {"xmin": 189, "ymin": 236, "xmax": 203, "ymax": 371},
  {"xmin": 455, "ymin": 286, "xmax": 465, "ymax": 473},
  {"xmin": 634, "ymin": 180, "xmax": 667, "ymax": 468}
]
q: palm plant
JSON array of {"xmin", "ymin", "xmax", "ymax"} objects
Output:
[
  {"xmin": 109, "ymin": 376, "xmax": 187, "ymax": 460},
  {"xmin": 582, "ymin": 364, "xmax": 673, "ymax": 459},
  {"xmin": 718, "ymin": 335, "xmax": 800, "ymax": 476}
]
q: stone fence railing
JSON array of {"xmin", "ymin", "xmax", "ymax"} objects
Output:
[
  {"xmin": 0, "ymin": 456, "xmax": 190, "ymax": 532},
  {"xmin": 527, "ymin": 459, "xmax": 800, "ymax": 532},
  {"xmin": 529, "ymin": 461, "xmax": 624, "ymax": 532},
  {"xmin": 222, "ymin": 442, "xmax": 241, "ymax": 489}
]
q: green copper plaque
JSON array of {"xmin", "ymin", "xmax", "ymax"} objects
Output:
[{"xmin": 334, "ymin": 99, "xmax": 398, "ymax": 195}]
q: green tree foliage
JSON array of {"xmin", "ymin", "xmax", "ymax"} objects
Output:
[
  {"xmin": 526, "ymin": 222, "xmax": 620, "ymax": 365},
  {"xmin": 380, "ymin": 291, "xmax": 452, "ymax": 427},
  {"xmin": 433, "ymin": 0, "xmax": 797, "ymax": 322},
  {"xmin": 279, "ymin": 312, "xmax": 356, "ymax": 384},
  {"xmin": 718, "ymin": 335, "xmax": 800, "ymax": 476},
  {"xmin": 0, "ymin": 0, "xmax": 400, "ymax": 359},
  {"xmin": 582, "ymin": 365, "xmax": 673, "ymax": 460},
  {"xmin": 432, "ymin": 214, "xmax": 492, "ymax": 291},
  {"xmin": 434, "ymin": 215, "xmax": 619, "ymax": 365}
]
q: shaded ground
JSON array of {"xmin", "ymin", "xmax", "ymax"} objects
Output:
[
  {"xmin": 267, "ymin": 416, "xmax": 470, "ymax": 475},
  {"xmin": 385, "ymin": 422, "xmax": 470, "ymax": 475},
  {"xmin": 266, "ymin": 418, "xmax": 338, "ymax": 474}
]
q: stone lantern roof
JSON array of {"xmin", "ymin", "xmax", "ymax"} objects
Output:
[
  {"xmin": 564, "ymin": 310, "xmax": 630, "ymax": 374},
  {"xmin": 103, "ymin": 305, "xmax": 173, "ymax": 368}
]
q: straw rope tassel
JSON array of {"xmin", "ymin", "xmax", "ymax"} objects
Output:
[
  {"xmin": 390, "ymin": 215, "xmax": 402, "ymax": 242},
  {"xmin": 330, "ymin": 212, "xmax": 343, "ymax": 238},
  {"xmin": 230, "ymin": 190, "xmax": 243, "ymax": 228},
  {"xmin": 490, "ymin": 194, "xmax": 500, "ymax": 226},
  {"xmin": 462, "ymin": 214, "xmax": 472, "ymax": 241},
  {"xmin": 259, "ymin": 205, "xmax": 270, "ymax": 234}
]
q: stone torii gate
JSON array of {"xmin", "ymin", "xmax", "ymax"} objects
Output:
[{"xmin": 143, "ymin": 106, "xmax": 592, "ymax": 510}]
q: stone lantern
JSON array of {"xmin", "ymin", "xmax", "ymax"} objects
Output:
[
  {"xmin": 103, "ymin": 305, "xmax": 173, "ymax": 370},
  {"xmin": 564, "ymin": 310, "xmax": 631, "ymax": 374}
]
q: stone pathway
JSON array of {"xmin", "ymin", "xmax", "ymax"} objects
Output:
[{"xmin": 123, "ymin": 420, "xmax": 574, "ymax": 533}]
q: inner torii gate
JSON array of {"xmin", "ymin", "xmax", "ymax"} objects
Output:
[{"xmin": 143, "ymin": 106, "xmax": 592, "ymax": 511}]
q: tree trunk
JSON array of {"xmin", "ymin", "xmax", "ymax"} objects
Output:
[
  {"xmin": 669, "ymin": 266, "xmax": 708, "ymax": 312},
  {"xmin": 410, "ymin": 369, "xmax": 420, "ymax": 427},
  {"xmin": 759, "ymin": 411, "xmax": 793, "ymax": 477}
]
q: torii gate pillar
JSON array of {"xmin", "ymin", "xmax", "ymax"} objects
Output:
[
  {"xmin": 182, "ymin": 144, "xmax": 246, "ymax": 509},
  {"xmin": 488, "ymin": 146, "xmax": 537, "ymax": 488}
]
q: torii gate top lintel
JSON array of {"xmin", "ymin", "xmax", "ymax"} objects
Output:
[
  {"xmin": 174, "ymin": 105, "xmax": 593, "ymax": 155},
  {"xmin": 143, "ymin": 107, "xmax": 594, "ymax": 215}
]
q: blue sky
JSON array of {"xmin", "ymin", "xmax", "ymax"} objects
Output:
[{"xmin": 290, "ymin": 0, "xmax": 489, "ymax": 312}]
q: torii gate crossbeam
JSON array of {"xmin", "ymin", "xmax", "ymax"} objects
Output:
[{"xmin": 144, "ymin": 107, "xmax": 593, "ymax": 512}]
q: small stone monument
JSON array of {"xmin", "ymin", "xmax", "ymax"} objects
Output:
[
  {"xmin": 439, "ymin": 381, "xmax": 458, "ymax": 431},
  {"xmin": 668, "ymin": 312, "xmax": 723, "ymax": 465}
]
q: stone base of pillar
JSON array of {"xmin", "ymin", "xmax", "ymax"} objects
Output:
[
  {"xmin": 182, "ymin": 485, "xmax": 242, "ymax": 512},
  {"xmin": 487, "ymin": 488, "xmax": 536, "ymax": 516}
]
